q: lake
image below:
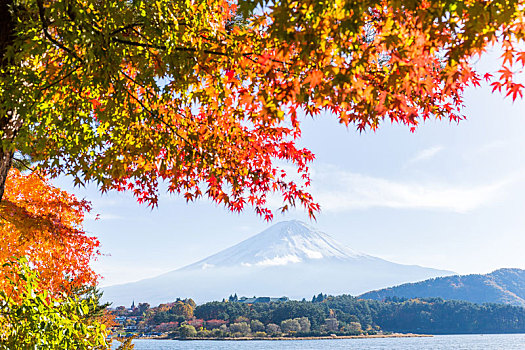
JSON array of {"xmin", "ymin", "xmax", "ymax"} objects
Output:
[{"xmin": 113, "ymin": 334, "xmax": 525, "ymax": 349}]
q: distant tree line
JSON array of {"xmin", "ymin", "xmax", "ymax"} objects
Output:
[
  {"xmin": 110, "ymin": 294, "xmax": 525, "ymax": 338},
  {"xmin": 372, "ymin": 297, "xmax": 525, "ymax": 334}
]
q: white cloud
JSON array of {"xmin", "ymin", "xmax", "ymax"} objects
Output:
[
  {"xmin": 254, "ymin": 255, "xmax": 302, "ymax": 266},
  {"xmin": 407, "ymin": 145, "xmax": 444, "ymax": 164},
  {"xmin": 465, "ymin": 139, "xmax": 509, "ymax": 159},
  {"xmin": 311, "ymin": 167, "xmax": 514, "ymax": 213},
  {"xmin": 94, "ymin": 264, "xmax": 169, "ymax": 286},
  {"xmin": 237, "ymin": 161, "xmax": 519, "ymax": 215}
]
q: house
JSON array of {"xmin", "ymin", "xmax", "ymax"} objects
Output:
[{"xmin": 238, "ymin": 296, "xmax": 289, "ymax": 304}]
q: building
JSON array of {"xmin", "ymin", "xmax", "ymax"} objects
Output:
[{"xmin": 238, "ymin": 296, "xmax": 289, "ymax": 304}]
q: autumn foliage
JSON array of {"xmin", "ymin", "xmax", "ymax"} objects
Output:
[
  {"xmin": 0, "ymin": 169, "xmax": 99, "ymax": 295},
  {"xmin": 0, "ymin": 258, "xmax": 109, "ymax": 349},
  {"xmin": 1, "ymin": 1, "xmax": 525, "ymax": 220}
]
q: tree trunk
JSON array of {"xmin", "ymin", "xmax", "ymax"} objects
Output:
[
  {"xmin": 0, "ymin": 0, "xmax": 17, "ymax": 202},
  {"xmin": 0, "ymin": 149, "xmax": 12, "ymax": 201}
]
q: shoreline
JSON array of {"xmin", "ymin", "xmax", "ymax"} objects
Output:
[{"xmin": 142, "ymin": 333, "xmax": 432, "ymax": 341}]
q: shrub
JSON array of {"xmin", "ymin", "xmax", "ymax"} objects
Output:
[
  {"xmin": 250, "ymin": 319, "xmax": 265, "ymax": 332},
  {"xmin": 179, "ymin": 324, "xmax": 197, "ymax": 339},
  {"xmin": 229, "ymin": 322, "xmax": 251, "ymax": 335},
  {"xmin": 266, "ymin": 323, "xmax": 281, "ymax": 336},
  {"xmin": 281, "ymin": 319, "xmax": 301, "ymax": 333}
]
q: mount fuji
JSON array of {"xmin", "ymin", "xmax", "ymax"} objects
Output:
[{"xmin": 102, "ymin": 220, "xmax": 453, "ymax": 306}]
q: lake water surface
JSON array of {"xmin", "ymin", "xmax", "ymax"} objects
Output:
[{"xmin": 116, "ymin": 334, "xmax": 525, "ymax": 349}]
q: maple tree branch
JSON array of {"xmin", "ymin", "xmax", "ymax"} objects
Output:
[
  {"xmin": 112, "ymin": 35, "xmax": 294, "ymax": 67},
  {"xmin": 109, "ymin": 20, "xmax": 189, "ymax": 36},
  {"xmin": 119, "ymin": 70, "xmax": 156, "ymax": 99},
  {"xmin": 112, "ymin": 36, "xmax": 294, "ymax": 76},
  {"xmin": 104, "ymin": 18, "xmax": 292, "ymax": 68},
  {"xmin": 111, "ymin": 37, "xmax": 165, "ymax": 50},
  {"xmin": 12, "ymin": 157, "xmax": 33, "ymax": 171},
  {"xmin": 118, "ymin": 80, "xmax": 204, "ymax": 158},
  {"xmin": 36, "ymin": 0, "xmax": 82, "ymax": 62},
  {"xmin": 12, "ymin": 157, "xmax": 46, "ymax": 182},
  {"xmin": 40, "ymin": 66, "xmax": 80, "ymax": 91},
  {"xmin": 156, "ymin": 117, "xmax": 205, "ymax": 158},
  {"xmin": 111, "ymin": 37, "xmax": 232, "ymax": 57},
  {"xmin": 109, "ymin": 23, "xmax": 143, "ymax": 36}
]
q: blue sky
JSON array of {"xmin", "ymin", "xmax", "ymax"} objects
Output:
[{"xmin": 54, "ymin": 49, "xmax": 525, "ymax": 287}]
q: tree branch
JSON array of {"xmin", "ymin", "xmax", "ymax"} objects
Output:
[
  {"xmin": 40, "ymin": 66, "xmax": 80, "ymax": 91},
  {"xmin": 118, "ymin": 80, "xmax": 205, "ymax": 159},
  {"xmin": 36, "ymin": 0, "xmax": 82, "ymax": 62}
]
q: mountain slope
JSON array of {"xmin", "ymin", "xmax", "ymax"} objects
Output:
[
  {"xmin": 359, "ymin": 268, "xmax": 525, "ymax": 306},
  {"xmin": 181, "ymin": 220, "xmax": 367, "ymax": 270},
  {"xmin": 102, "ymin": 220, "xmax": 453, "ymax": 306}
]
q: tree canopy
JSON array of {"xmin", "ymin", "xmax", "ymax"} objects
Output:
[
  {"xmin": 0, "ymin": 169, "xmax": 100, "ymax": 295},
  {"xmin": 1, "ymin": 0, "xmax": 525, "ymax": 219},
  {"xmin": 0, "ymin": 258, "xmax": 109, "ymax": 349}
]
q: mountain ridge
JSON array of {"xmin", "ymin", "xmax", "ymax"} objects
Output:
[{"xmin": 359, "ymin": 268, "xmax": 525, "ymax": 306}]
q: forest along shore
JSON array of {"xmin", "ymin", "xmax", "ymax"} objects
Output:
[
  {"xmin": 143, "ymin": 333, "xmax": 433, "ymax": 341},
  {"xmin": 112, "ymin": 295, "xmax": 525, "ymax": 339}
]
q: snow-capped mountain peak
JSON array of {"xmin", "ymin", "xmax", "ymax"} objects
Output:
[
  {"xmin": 103, "ymin": 220, "xmax": 454, "ymax": 305},
  {"xmin": 181, "ymin": 220, "xmax": 368, "ymax": 270}
]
